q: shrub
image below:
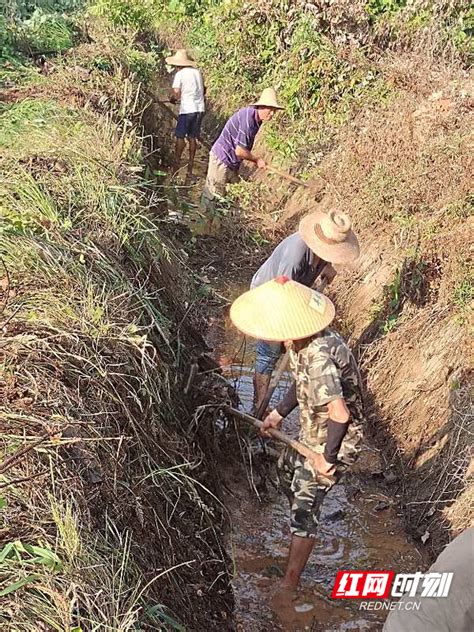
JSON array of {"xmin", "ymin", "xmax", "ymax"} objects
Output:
[
  {"xmin": 122, "ymin": 47, "xmax": 159, "ymax": 81},
  {"xmin": 18, "ymin": 8, "xmax": 75, "ymax": 52},
  {"xmin": 90, "ymin": 0, "xmax": 160, "ymax": 30}
]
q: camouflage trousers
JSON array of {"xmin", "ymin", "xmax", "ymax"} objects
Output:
[{"xmin": 277, "ymin": 446, "xmax": 345, "ymax": 538}]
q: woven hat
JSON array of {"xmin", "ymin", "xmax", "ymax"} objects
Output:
[
  {"xmin": 165, "ymin": 49, "xmax": 197, "ymax": 68},
  {"xmin": 299, "ymin": 209, "xmax": 359, "ymax": 264},
  {"xmin": 230, "ymin": 277, "xmax": 335, "ymax": 342},
  {"xmin": 251, "ymin": 87, "xmax": 284, "ymax": 110}
]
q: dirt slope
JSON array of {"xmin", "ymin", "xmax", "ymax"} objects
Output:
[{"xmin": 235, "ymin": 55, "xmax": 473, "ymax": 555}]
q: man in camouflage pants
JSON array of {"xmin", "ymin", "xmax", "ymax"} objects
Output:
[
  {"xmin": 261, "ymin": 330, "xmax": 365, "ymax": 592},
  {"xmin": 230, "ymin": 277, "xmax": 365, "ymax": 594}
]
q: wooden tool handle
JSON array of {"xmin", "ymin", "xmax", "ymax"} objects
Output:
[
  {"xmin": 223, "ymin": 405, "xmax": 317, "ymax": 462},
  {"xmin": 265, "ymin": 166, "xmax": 309, "ymax": 188},
  {"xmin": 255, "ymin": 349, "xmax": 291, "ymax": 420}
]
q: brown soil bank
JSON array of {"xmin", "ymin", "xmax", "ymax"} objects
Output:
[
  {"xmin": 238, "ymin": 56, "xmax": 473, "ymax": 556},
  {"xmin": 156, "ymin": 0, "xmax": 473, "ymax": 557}
]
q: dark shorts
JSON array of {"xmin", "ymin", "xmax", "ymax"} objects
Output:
[
  {"xmin": 278, "ymin": 447, "xmax": 344, "ymax": 538},
  {"xmin": 175, "ymin": 112, "xmax": 204, "ymax": 139}
]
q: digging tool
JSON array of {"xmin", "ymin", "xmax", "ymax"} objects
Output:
[
  {"xmin": 224, "ymin": 405, "xmax": 319, "ymax": 463},
  {"xmin": 255, "ymin": 349, "xmax": 291, "ymax": 420},
  {"xmin": 265, "ymin": 166, "xmax": 310, "ymax": 188}
]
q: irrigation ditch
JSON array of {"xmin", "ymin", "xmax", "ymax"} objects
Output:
[{"xmin": 1, "ymin": 5, "xmax": 472, "ymax": 631}]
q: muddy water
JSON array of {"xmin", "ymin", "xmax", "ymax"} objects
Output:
[{"xmin": 209, "ymin": 313, "xmax": 425, "ymax": 632}]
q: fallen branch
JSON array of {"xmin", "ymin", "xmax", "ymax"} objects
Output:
[
  {"xmin": 184, "ymin": 361, "xmax": 199, "ymax": 395},
  {"xmin": 0, "ymin": 471, "xmax": 50, "ymax": 489}
]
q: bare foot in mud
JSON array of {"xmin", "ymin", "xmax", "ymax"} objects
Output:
[{"xmin": 268, "ymin": 581, "xmax": 298, "ymax": 612}]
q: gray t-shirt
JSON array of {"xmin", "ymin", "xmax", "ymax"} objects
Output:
[
  {"xmin": 383, "ymin": 528, "xmax": 474, "ymax": 632},
  {"xmin": 251, "ymin": 232, "xmax": 325, "ymax": 289}
]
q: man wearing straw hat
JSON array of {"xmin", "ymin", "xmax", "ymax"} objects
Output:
[
  {"xmin": 252, "ymin": 207, "xmax": 360, "ymax": 415},
  {"xmin": 201, "ymin": 87, "xmax": 284, "ymax": 210},
  {"xmin": 166, "ymin": 49, "xmax": 205, "ymax": 178},
  {"xmin": 230, "ymin": 277, "xmax": 365, "ymax": 593}
]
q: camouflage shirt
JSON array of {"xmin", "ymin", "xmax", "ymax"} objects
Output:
[{"xmin": 289, "ymin": 328, "xmax": 365, "ymax": 465}]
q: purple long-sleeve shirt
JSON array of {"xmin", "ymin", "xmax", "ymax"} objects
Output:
[{"xmin": 212, "ymin": 106, "xmax": 262, "ymax": 171}]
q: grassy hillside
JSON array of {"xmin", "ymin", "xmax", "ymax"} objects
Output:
[{"xmin": 1, "ymin": 4, "xmax": 231, "ymax": 630}]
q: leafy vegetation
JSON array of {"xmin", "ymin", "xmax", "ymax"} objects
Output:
[
  {"xmin": 1, "ymin": 3, "xmax": 80, "ymax": 55},
  {"xmin": 452, "ymin": 276, "xmax": 474, "ymax": 314},
  {"xmin": 370, "ymin": 257, "xmax": 430, "ymax": 335},
  {"xmin": 365, "ymin": 0, "xmax": 407, "ymax": 18},
  {"xmin": 180, "ymin": 3, "xmax": 391, "ymax": 164},
  {"xmin": 89, "ymin": 0, "xmax": 161, "ymax": 30}
]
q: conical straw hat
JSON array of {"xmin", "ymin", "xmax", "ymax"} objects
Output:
[
  {"xmin": 165, "ymin": 49, "xmax": 197, "ymax": 67},
  {"xmin": 230, "ymin": 277, "xmax": 335, "ymax": 342},
  {"xmin": 299, "ymin": 208, "xmax": 359, "ymax": 264},
  {"xmin": 251, "ymin": 87, "xmax": 284, "ymax": 110}
]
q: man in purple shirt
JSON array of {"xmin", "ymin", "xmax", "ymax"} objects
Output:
[{"xmin": 201, "ymin": 88, "xmax": 283, "ymax": 210}]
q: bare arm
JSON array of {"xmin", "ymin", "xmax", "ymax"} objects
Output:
[
  {"xmin": 260, "ymin": 381, "xmax": 297, "ymax": 437},
  {"xmin": 170, "ymin": 87, "xmax": 180, "ymax": 103},
  {"xmin": 235, "ymin": 145, "xmax": 266, "ymax": 168},
  {"xmin": 327, "ymin": 398, "xmax": 350, "ymax": 423}
]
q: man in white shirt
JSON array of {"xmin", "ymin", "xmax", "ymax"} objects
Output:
[{"xmin": 165, "ymin": 49, "xmax": 205, "ymax": 177}]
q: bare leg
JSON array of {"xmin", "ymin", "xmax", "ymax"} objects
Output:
[
  {"xmin": 188, "ymin": 138, "xmax": 197, "ymax": 175},
  {"xmin": 281, "ymin": 535, "xmax": 316, "ymax": 590},
  {"xmin": 253, "ymin": 371, "xmax": 271, "ymax": 416},
  {"xmin": 174, "ymin": 137, "xmax": 186, "ymax": 171}
]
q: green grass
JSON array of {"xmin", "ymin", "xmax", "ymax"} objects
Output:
[
  {"xmin": 89, "ymin": 0, "xmax": 161, "ymax": 30},
  {"xmin": 0, "ymin": 17, "xmax": 230, "ymax": 630},
  {"xmin": 370, "ymin": 257, "xmax": 431, "ymax": 335},
  {"xmin": 452, "ymin": 278, "xmax": 474, "ymax": 311}
]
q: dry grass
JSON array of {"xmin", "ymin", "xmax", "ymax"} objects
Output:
[{"xmin": 0, "ymin": 21, "xmax": 231, "ymax": 631}]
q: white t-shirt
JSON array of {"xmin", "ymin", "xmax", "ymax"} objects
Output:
[{"xmin": 172, "ymin": 67, "xmax": 205, "ymax": 115}]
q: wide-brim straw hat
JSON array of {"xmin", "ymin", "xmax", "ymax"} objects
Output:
[
  {"xmin": 251, "ymin": 87, "xmax": 284, "ymax": 110},
  {"xmin": 230, "ymin": 277, "xmax": 335, "ymax": 342},
  {"xmin": 165, "ymin": 49, "xmax": 197, "ymax": 67},
  {"xmin": 299, "ymin": 209, "xmax": 359, "ymax": 264}
]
